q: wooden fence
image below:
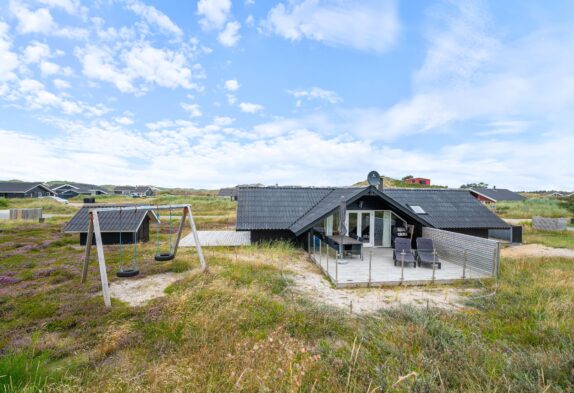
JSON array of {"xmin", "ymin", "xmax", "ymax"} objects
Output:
[{"xmin": 9, "ymin": 208, "xmax": 43, "ymax": 220}]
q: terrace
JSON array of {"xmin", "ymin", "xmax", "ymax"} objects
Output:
[{"xmin": 309, "ymin": 228, "xmax": 499, "ymax": 288}]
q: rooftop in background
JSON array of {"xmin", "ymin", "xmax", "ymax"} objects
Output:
[
  {"xmin": 51, "ymin": 182, "xmax": 108, "ymax": 194},
  {"xmin": 64, "ymin": 205, "xmax": 159, "ymax": 233},
  {"xmin": 0, "ymin": 181, "xmax": 54, "ymax": 193},
  {"xmin": 469, "ymin": 188, "xmax": 526, "ymax": 203}
]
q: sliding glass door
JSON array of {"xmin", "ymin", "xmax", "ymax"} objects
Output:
[{"xmin": 348, "ymin": 210, "xmax": 393, "ymax": 248}]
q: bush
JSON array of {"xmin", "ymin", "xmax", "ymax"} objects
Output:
[{"xmin": 0, "ymin": 197, "xmax": 7, "ymax": 208}]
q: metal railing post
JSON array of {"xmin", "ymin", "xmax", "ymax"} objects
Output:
[
  {"xmin": 432, "ymin": 248, "xmax": 437, "ymax": 283},
  {"xmin": 400, "ymin": 250, "xmax": 405, "ymax": 284},
  {"xmin": 462, "ymin": 250, "xmax": 467, "ymax": 280},
  {"xmin": 307, "ymin": 232, "xmax": 311, "ymax": 256},
  {"xmin": 335, "ymin": 250, "xmax": 339, "ymax": 284},
  {"xmin": 319, "ymin": 239, "xmax": 322, "ymax": 266},
  {"xmin": 313, "ymin": 235, "xmax": 316, "ymax": 257},
  {"xmin": 326, "ymin": 244, "xmax": 329, "ymax": 274},
  {"xmin": 369, "ymin": 250, "xmax": 373, "ymax": 287}
]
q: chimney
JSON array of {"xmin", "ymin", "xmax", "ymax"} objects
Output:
[{"xmin": 378, "ymin": 176, "xmax": 384, "ymax": 191}]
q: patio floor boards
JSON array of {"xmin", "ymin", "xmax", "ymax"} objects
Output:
[{"xmin": 311, "ymin": 247, "xmax": 490, "ymax": 288}]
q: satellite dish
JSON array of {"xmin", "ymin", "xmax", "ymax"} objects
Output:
[{"xmin": 367, "ymin": 171, "xmax": 381, "ymax": 187}]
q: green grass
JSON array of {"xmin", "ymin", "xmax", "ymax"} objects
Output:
[
  {"xmin": 523, "ymin": 224, "xmax": 574, "ymax": 249},
  {"xmin": 0, "ymin": 197, "xmax": 7, "ymax": 208},
  {"xmin": 4, "ymin": 198, "xmax": 77, "ymax": 214},
  {"xmin": 495, "ymin": 198, "xmax": 574, "ymax": 218},
  {"xmin": 1, "ymin": 219, "xmax": 574, "ymax": 392}
]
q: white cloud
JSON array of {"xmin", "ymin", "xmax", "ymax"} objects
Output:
[
  {"xmin": 239, "ymin": 102, "xmax": 264, "ymax": 113},
  {"xmin": 125, "ymin": 0, "xmax": 183, "ymax": 38},
  {"xmin": 226, "ymin": 94, "xmax": 236, "ymax": 105},
  {"xmin": 0, "ymin": 22, "xmax": 19, "ymax": 81},
  {"xmin": 18, "ymin": 78, "xmax": 81, "ymax": 114},
  {"xmin": 213, "ymin": 116, "xmax": 234, "ymax": 126},
  {"xmin": 197, "ymin": 0, "xmax": 231, "ymax": 30},
  {"xmin": 39, "ymin": 61, "xmax": 60, "ymax": 76},
  {"xmin": 224, "ymin": 79, "xmax": 240, "ymax": 91},
  {"xmin": 263, "ymin": 0, "xmax": 400, "ymax": 53},
  {"xmin": 181, "ymin": 102, "xmax": 202, "ymax": 117},
  {"xmin": 37, "ymin": 0, "xmax": 84, "ymax": 15},
  {"xmin": 53, "ymin": 78, "xmax": 71, "ymax": 89},
  {"xmin": 289, "ymin": 87, "xmax": 341, "ymax": 105},
  {"xmin": 114, "ymin": 116, "xmax": 134, "ymax": 125},
  {"xmin": 22, "ymin": 41, "xmax": 51, "ymax": 63},
  {"xmin": 9, "ymin": 0, "xmax": 88, "ymax": 38},
  {"xmin": 77, "ymin": 43, "xmax": 201, "ymax": 93},
  {"xmin": 218, "ymin": 21, "xmax": 241, "ymax": 47}
]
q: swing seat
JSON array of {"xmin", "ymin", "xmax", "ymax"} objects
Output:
[
  {"xmin": 155, "ymin": 253, "xmax": 175, "ymax": 262},
  {"xmin": 116, "ymin": 269, "xmax": 140, "ymax": 278}
]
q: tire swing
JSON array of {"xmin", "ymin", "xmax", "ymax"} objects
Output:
[
  {"xmin": 116, "ymin": 207, "xmax": 140, "ymax": 278},
  {"xmin": 154, "ymin": 205, "xmax": 175, "ymax": 262}
]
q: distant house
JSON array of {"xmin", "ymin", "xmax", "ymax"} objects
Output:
[
  {"xmin": 236, "ymin": 185, "xmax": 510, "ymax": 244},
  {"xmin": 404, "ymin": 177, "xmax": 431, "ymax": 186},
  {"xmin": 114, "ymin": 186, "xmax": 154, "ymax": 197},
  {"xmin": 0, "ymin": 182, "xmax": 55, "ymax": 198},
  {"xmin": 63, "ymin": 205, "xmax": 159, "ymax": 245},
  {"xmin": 218, "ymin": 187, "xmax": 237, "ymax": 200},
  {"xmin": 52, "ymin": 183, "xmax": 108, "ymax": 199},
  {"xmin": 469, "ymin": 188, "xmax": 526, "ymax": 204}
]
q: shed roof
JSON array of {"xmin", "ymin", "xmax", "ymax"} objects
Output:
[
  {"xmin": 384, "ymin": 189, "xmax": 510, "ymax": 229},
  {"xmin": 469, "ymin": 188, "xmax": 525, "ymax": 202},
  {"xmin": 0, "ymin": 182, "xmax": 54, "ymax": 193},
  {"xmin": 64, "ymin": 205, "xmax": 159, "ymax": 233}
]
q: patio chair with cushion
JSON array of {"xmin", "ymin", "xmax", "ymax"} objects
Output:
[
  {"xmin": 393, "ymin": 238, "xmax": 416, "ymax": 268},
  {"xmin": 416, "ymin": 238, "xmax": 442, "ymax": 269}
]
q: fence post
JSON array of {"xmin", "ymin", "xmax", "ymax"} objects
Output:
[
  {"xmin": 462, "ymin": 250, "xmax": 467, "ymax": 280},
  {"xmin": 326, "ymin": 244, "xmax": 329, "ymax": 274},
  {"xmin": 313, "ymin": 235, "xmax": 316, "ymax": 257},
  {"xmin": 335, "ymin": 250, "xmax": 339, "ymax": 284},
  {"xmin": 319, "ymin": 239, "xmax": 322, "ymax": 267},
  {"xmin": 400, "ymin": 250, "xmax": 405, "ymax": 284},
  {"xmin": 368, "ymin": 250, "xmax": 372, "ymax": 287},
  {"xmin": 431, "ymin": 248, "xmax": 437, "ymax": 283},
  {"xmin": 307, "ymin": 232, "xmax": 311, "ymax": 256}
]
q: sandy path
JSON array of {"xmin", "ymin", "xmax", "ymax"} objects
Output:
[{"xmin": 501, "ymin": 244, "xmax": 574, "ymax": 258}]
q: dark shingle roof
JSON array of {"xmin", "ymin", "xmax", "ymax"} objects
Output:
[
  {"xmin": 53, "ymin": 183, "xmax": 107, "ymax": 194},
  {"xmin": 64, "ymin": 205, "xmax": 158, "ymax": 233},
  {"xmin": 384, "ymin": 189, "xmax": 510, "ymax": 229},
  {"xmin": 236, "ymin": 187, "xmax": 333, "ymax": 230},
  {"xmin": 237, "ymin": 186, "xmax": 509, "ymax": 233},
  {"xmin": 470, "ymin": 188, "xmax": 525, "ymax": 202},
  {"xmin": 0, "ymin": 182, "xmax": 53, "ymax": 193}
]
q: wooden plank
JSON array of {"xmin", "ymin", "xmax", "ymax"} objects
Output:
[
  {"xmin": 81, "ymin": 212, "xmax": 94, "ymax": 283},
  {"xmin": 93, "ymin": 211, "xmax": 111, "ymax": 308},
  {"xmin": 171, "ymin": 206, "xmax": 188, "ymax": 258},
  {"xmin": 187, "ymin": 205, "xmax": 207, "ymax": 271}
]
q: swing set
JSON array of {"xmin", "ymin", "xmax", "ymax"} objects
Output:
[{"xmin": 81, "ymin": 204, "xmax": 207, "ymax": 307}]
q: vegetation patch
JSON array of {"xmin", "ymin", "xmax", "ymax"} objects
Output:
[{"xmin": 495, "ymin": 198, "xmax": 574, "ymax": 218}]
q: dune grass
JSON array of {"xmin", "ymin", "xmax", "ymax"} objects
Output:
[
  {"xmin": 495, "ymin": 198, "xmax": 574, "ymax": 219},
  {"xmin": 3, "ymin": 198, "xmax": 77, "ymax": 214},
  {"xmin": 1, "ymin": 218, "xmax": 574, "ymax": 392},
  {"xmin": 522, "ymin": 224, "xmax": 574, "ymax": 249}
]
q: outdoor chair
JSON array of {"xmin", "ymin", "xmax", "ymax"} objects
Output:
[
  {"xmin": 393, "ymin": 238, "xmax": 416, "ymax": 268},
  {"xmin": 416, "ymin": 238, "xmax": 442, "ymax": 269}
]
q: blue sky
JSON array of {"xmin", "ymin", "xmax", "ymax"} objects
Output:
[{"xmin": 0, "ymin": 0, "xmax": 573, "ymax": 190}]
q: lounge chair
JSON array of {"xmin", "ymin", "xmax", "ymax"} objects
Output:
[
  {"xmin": 416, "ymin": 238, "xmax": 441, "ymax": 269},
  {"xmin": 393, "ymin": 238, "xmax": 416, "ymax": 268}
]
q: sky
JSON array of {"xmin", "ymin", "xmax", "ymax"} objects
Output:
[{"xmin": 0, "ymin": 0, "xmax": 573, "ymax": 190}]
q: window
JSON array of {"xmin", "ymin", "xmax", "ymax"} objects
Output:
[{"xmin": 409, "ymin": 205, "xmax": 426, "ymax": 214}]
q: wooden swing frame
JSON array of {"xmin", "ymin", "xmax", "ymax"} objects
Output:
[{"xmin": 81, "ymin": 204, "xmax": 207, "ymax": 307}]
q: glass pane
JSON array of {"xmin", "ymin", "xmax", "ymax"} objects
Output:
[
  {"xmin": 360, "ymin": 212, "xmax": 371, "ymax": 243},
  {"xmin": 383, "ymin": 211, "xmax": 392, "ymax": 247},
  {"xmin": 348, "ymin": 213, "xmax": 358, "ymax": 238},
  {"xmin": 374, "ymin": 211, "xmax": 385, "ymax": 247}
]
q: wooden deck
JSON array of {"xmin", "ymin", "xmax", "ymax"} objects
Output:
[
  {"xmin": 311, "ymin": 247, "xmax": 490, "ymax": 288},
  {"xmin": 180, "ymin": 230, "xmax": 251, "ymax": 247}
]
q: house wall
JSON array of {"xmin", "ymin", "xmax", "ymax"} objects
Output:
[
  {"xmin": 248, "ymin": 229, "xmax": 296, "ymax": 244},
  {"xmin": 471, "ymin": 193, "xmax": 495, "ymax": 204},
  {"xmin": 0, "ymin": 186, "xmax": 53, "ymax": 198},
  {"xmin": 79, "ymin": 217, "xmax": 151, "ymax": 245}
]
